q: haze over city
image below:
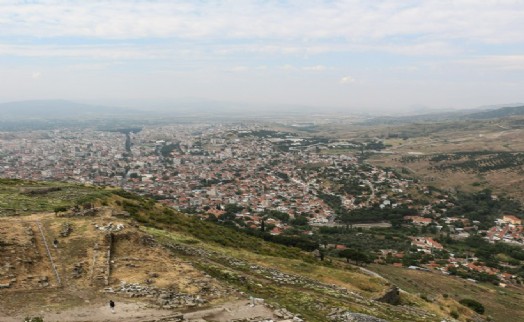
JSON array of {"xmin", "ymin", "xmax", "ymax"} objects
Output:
[{"xmin": 1, "ymin": 0, "xmax": 524, "ymax": 112}]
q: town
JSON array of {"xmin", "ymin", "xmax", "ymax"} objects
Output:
[{"xmin": 1, "ymin": 123, "xmax": 523, "ymax": 287}]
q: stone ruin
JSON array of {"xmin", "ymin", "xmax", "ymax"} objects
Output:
[
  {"xmin": 89, "ymin": 233, "xmax": 114, "ymax": 287},
  {"xmin": 105, "ymin": 282, "xmax": 208, "ymax": 310}
]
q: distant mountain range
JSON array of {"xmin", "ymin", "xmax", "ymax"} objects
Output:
[
  {"xmin": 0, "ymin": 99, "xmax": 332, "ymax": 119},
  {"xmin": 1, "ymin": 99, "xmax": 523, "ymax": 122},
  {"xmin": 0, "ymin": 100, "xmax": 139, "ymax": 119}
]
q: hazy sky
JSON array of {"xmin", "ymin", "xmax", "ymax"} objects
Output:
[{"xmin": 1, "ymin": 0, "xmax": 524, "ymax": 112}]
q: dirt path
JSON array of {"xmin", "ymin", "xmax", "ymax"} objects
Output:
[
  {"xmin": 184, "ymin": 300, "xmax": 275, "ymax": 322},
  {"xmin": 0, "ymin": 300, "xmax": 275, "ymax": 322},
  {"xmin": 0, "ymin": 301, "xmax": 179, "ymax": 322},
  {"xmin": 359, "ymin": 266, "xmax": 386, "ymax": 281}
]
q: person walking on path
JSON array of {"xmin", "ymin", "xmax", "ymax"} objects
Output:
[{"xmin": 109, "ymin": 300, "xmax": 115, "ymax": 314}]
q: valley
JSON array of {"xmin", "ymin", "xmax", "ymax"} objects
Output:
[{"xmin": 1, "ymin": 107, "xmax": 524, "ymax": 321}]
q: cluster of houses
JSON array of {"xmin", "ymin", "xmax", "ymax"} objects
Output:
[
  {"xmin": 376, "ymin": 214, "xmax": 523, "ymax": 286},
  {"xmin": 486, "ymin": 215, "xmax": 523, "ymax": 244}
]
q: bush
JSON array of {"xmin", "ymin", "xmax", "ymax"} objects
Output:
[
  {"xmin": 459, "ymin": 298, "xmax": 485, "ymax": 314},
  {"xmin": 24, "ymin": 317, "xmax": 44, "ymax": 322},
  {"xmin": 53, "ymin": 206, "xmax": 68, "ymax": 214}
]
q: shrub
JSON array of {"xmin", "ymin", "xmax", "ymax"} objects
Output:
[
  {"xmin": 459, "ymin": 298, "xmax": 485, "ymax": 314},
  {"xmin": 24, "ymin": 317, "xmax": 44, "ymax": 322},
  {"xmin": 53, "ymin": 206, "xmax": 68, "ymax": 214}
]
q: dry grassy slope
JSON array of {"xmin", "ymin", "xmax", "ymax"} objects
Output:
[
  {"xmin": 361, "ymin": 118, "xmax": 524, "ymax": 202},
  {"xmin": 370, "ymin": 264, "xmax": 524, "ymax": 322},
  {"xmin": 0, "ymin": 182, "xmax": 484, "ymax": 322},
  {"xmin": 149, "ymin": 227, "xmax": 487, "ymax": 322},
  {"xmin": 0, "ymin": 211, "xmax": 233, "ymax": 317}
]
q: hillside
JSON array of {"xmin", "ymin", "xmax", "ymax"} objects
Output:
[
  {"xmin": 351, "ymin": 116, "xmax": 524, "ymax": 203},
  {"xmin": 0, "ymin": 179, "xmax": 492, "ymax": 321},
  {"xmin": 361, "ymin": 105, "xmax": 524, "ymax": 126},
  {"xmin": 468, "ymin": 106, "xmax": 524, "ymax": 120}
]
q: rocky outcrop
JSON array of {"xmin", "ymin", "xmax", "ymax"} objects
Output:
[
  {"xmin": 374, "ymin": 286, "xmax": 400, "ymax": 305},
  {"xmin": 328, "ymin": 311, "xmax": 389, "ymax": 322},
  {"xmin": 274, "ymin": 308, "xmax": 303, "ymax": 321}
]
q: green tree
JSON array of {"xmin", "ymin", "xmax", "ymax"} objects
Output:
[
  {"xmin": 339, "ymin": 249, "xmax": 371, "ymax": 266},
  {"xmin": 291, "ymin": 215, "xmax": 309, "ymax": 226},
  {"xmin": 338, "ymin": 212, "xmax": 354, "ymax": 229},
  {"xmin": 339, "ymin": 249, "xmax": 355, "ymax": 263}
]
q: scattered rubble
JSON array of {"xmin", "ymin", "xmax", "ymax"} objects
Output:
[
  {"xmin": 59, "ymin": 222, "xmax": 73, "ymax": 237},
  {"xmin": 274, "ymin": 308, "xmax": 296, "ymax": 320},
  {"xmin": 95, "ymin": 222, "xmax": 125, "ymax": 232},
  {"xmin": 24, "ymin": 224, "xmax": 35, "ymax": 245},
  {"xmin": 328, "ymin": 310, "xmax": 389, "ymax": 322},
  {"xmin": 249, "ymin": 296, "xmax": 265, "ymax": 305},
  {"xmin": 0, "ymin": 282, "xmax": 11, "ymax": 289},
  {"xmin": 105, "ymin": 282, "xmax": 214, "ymax": 310},
  {"xmin": 140, "ymin": 235, "xmax": 157, "ymax": 247},
  {"xmin": 142, "ymin": 314, "xmax": 184, "ymax": 322},
  {"xmin": 72, "ymin": 263, "xmax": 84, "ymax": 278},
  {"xmin": 37, "ymin": 276, "xmax": 49, "ymax": 288}
]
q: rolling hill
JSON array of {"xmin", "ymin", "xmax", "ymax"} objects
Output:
[
  {"xmin": 361, "ymin": 105, "xmax": 524, "ymax": 126},
  {"xmin": 467, "ymin": 105, "xmax": 524, "ymax": 119}
]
